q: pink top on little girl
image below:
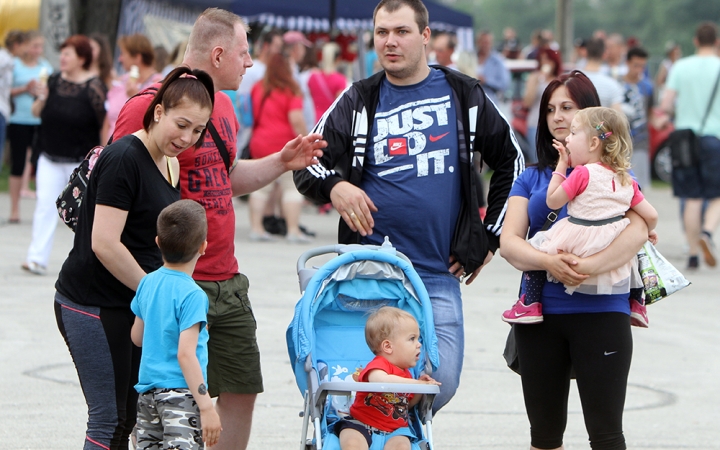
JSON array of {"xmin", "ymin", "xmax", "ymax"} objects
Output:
[{"xmin": 561, "ymin": 162, "xmax": 645, "ymax": 221}]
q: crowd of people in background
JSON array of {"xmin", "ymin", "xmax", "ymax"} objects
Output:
[{"xmin": 2, "ymin": 20, "xmax": 717, "ymax": 253}]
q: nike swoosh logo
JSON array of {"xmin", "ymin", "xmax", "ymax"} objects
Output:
[
  {"xmin": 429, "ymin": 132, "xmax": 449, "ymax": 142},
  {"xmin": 391, "ymin": 143, "xmax": 403, "ymax": 150},
  {"xmin": 604, "ymin": 351, "xmax": 618, "ymax": 356},
  {"xmin": 514, "ymin": 311, "xmax": 528, "ymax": 317}
]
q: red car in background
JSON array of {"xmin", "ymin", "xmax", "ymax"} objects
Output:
[{"xmin": 648, "ymin": 116, "xmax": 674, "ymax": 183}]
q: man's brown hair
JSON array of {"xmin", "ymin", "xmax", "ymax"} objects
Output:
[
  {"xmin": 373, "ymin": 0, "xmax": 429, "ymax": 32},
  {"xmin": 696, "ymin": 22, "xmax": 718, "ymax": 47}
]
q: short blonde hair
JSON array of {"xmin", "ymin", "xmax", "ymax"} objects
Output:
[
  {"xmin": 186, "ymin": 8, "xmax": 248, "ymax": 58},
  {"xmin": 574, "ymin": 107, "xmax": 633, "ymax": 186},
  {"xmin": 365, "ymin": 306, "xmax": 418, "ymax": 354}
]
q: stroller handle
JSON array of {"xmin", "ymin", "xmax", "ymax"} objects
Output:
[
  {"xmin": 295, "ymin": 240, "xmax": 413, "ymax": 294},
  {"xmin": 296, "ymin": 245, "xmax": 347, "ymax": 274},
  {"xmin": 296, "ymin": 242, "xmax": 412, "ymax": 274}
]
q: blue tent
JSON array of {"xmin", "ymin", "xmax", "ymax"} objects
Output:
[
  {"xmin": 225, "ymin": 0, "xmax": 471, "ymax": 28},
  {"xmin": 167, "ymin": 0, "xmax": 471, "ymax": 28},
  {"xmin": 118, "ymin": 0, "xmax": 474, "ymax": 54}
]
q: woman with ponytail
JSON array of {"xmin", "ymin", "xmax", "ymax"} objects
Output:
[{"xmin": 54, "ymin": 66, "xmax": 214, "ymax": 450}]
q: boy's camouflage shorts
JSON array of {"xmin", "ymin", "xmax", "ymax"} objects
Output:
[{"xmin": 136, "ymin": 388, "xmax": 203, "ymax": 449}]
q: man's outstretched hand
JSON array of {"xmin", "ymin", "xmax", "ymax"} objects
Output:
[{"xmin": 279, "ymin": 133, "xmax": 327, "ymax": 171}]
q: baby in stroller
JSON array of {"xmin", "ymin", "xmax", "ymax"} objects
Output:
[{"xmin": 334, "ymin": 307, "xmax": 440, "ymax": 450}]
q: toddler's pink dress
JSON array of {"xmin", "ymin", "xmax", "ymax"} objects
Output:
[{"xmin": 528, "ymin": 163, "xmax": 645, "ymax": 295}]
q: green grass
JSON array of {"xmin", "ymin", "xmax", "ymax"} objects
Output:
[
  {"xmin": 651, "ymin": 179, "xmax": 671, "ymax": 190},
  {"xmin": 0, "ymin": 164, "xmax": 36, "ymax": 192},
  {"xmin": 0, "ymin": 164, "xmax": 9, "ymax": 192}
]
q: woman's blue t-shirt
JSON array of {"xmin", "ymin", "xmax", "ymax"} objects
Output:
[
  {"xmin": 10, "ymin": 57, "xmax": 53, "ymax": 125},
  {"xmin": 509, "ymin": 166, "xmax": 630, "ymax": 315}
]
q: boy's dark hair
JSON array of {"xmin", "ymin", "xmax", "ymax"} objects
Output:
[
  {"xmin": 696, "ymin": 22, "xmax": 718, "ymax": 47},
  {"xmin": 142, "ymin": 66, "xmax": 214, "ymax": 149},
  {"xmin": 585, "ymin": 37, "xmax": 605, "ymax": 60},
  {"xmin": 373, "ymin": 0, "xmax": 429, "ymax": 33},
  {"xmin": 156, "ymin": 200, "xmax": 208, "ymax": 264},
  {"xmin": 626, "ymin": 46, "xmax": 648, "ymax": 61}
]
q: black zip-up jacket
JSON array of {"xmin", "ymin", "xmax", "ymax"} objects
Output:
[{"xmin": 294, "ymin": 66, "xmax": 524, "ymax": 275}]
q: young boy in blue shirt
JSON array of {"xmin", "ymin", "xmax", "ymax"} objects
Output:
[{"xmin": 130, "ymin": 199, "xmax": 221, "ymax": 449}]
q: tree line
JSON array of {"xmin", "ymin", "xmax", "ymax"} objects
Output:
[{"xmin": 448, "ymin": 0, "xmax": 720, "ymax": 73}]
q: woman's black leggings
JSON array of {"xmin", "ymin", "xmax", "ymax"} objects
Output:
[
  {"xmin": 54, "ymin": 292, "xmax": 140, "ymax": 450},
  {"xmin": 515, "ymin": 312, "xmax": 632, "ymax": 450},
  {"xmin": 7, "ymin": 124, "xmax": 38, "ymax": 176}
]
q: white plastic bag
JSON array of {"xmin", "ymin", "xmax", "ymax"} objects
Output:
[{"xmin": 637, "ymin": 242, "xmax": 690, "ymax": 305}]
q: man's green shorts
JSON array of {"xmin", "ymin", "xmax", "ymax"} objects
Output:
[{"xmin": 196, "ymin": 273, "xmax": 264, "ymax": 397}]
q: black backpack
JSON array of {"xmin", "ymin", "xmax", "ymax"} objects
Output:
[{"xmin": 56, "ymin": 146, "xmax": 104, "ymax": 231}]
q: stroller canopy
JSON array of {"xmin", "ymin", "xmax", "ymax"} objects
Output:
[{"xmin": 287, "ymin": 249, "xmax": 440, "ymax": 395}]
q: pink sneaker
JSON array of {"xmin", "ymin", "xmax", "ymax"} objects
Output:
[
  {"xmin": 630, "ymin": 300, "xmax": 649, "ymax": 328},
  {"xmin": 502, "ymin": 297, "xmax": 543, "ymax": 324}
]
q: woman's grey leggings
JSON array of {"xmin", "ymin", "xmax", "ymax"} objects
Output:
[{"xmin": 54, "ymin": 292, "xmax": 140, "ymax": 450}]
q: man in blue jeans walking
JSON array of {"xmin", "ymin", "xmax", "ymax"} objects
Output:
[{"xmin": 294, "ymin": 0, "xmax": 523, "ymax": 412}]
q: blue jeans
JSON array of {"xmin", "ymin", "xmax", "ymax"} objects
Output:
[{"xmin": 416, "ymin": 269, "xmax": 463, "ymax": 413}]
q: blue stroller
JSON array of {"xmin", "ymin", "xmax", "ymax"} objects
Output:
[{"xmin": 287, "ymin": 239, "xmax": 441, "ymax": 450}]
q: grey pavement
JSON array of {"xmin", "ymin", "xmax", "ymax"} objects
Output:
[{"xmin": 0, "ymin": 185, "xmax": 718, "ymax": 449}]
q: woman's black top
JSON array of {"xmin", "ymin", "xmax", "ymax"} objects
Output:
[
  {"xmin": 56, "ymin": 135, "xmax": 180, "ymax": 309},
  {"xmin": 37, "ymin": 72, "xmax": 106, "ymax": 163}
]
